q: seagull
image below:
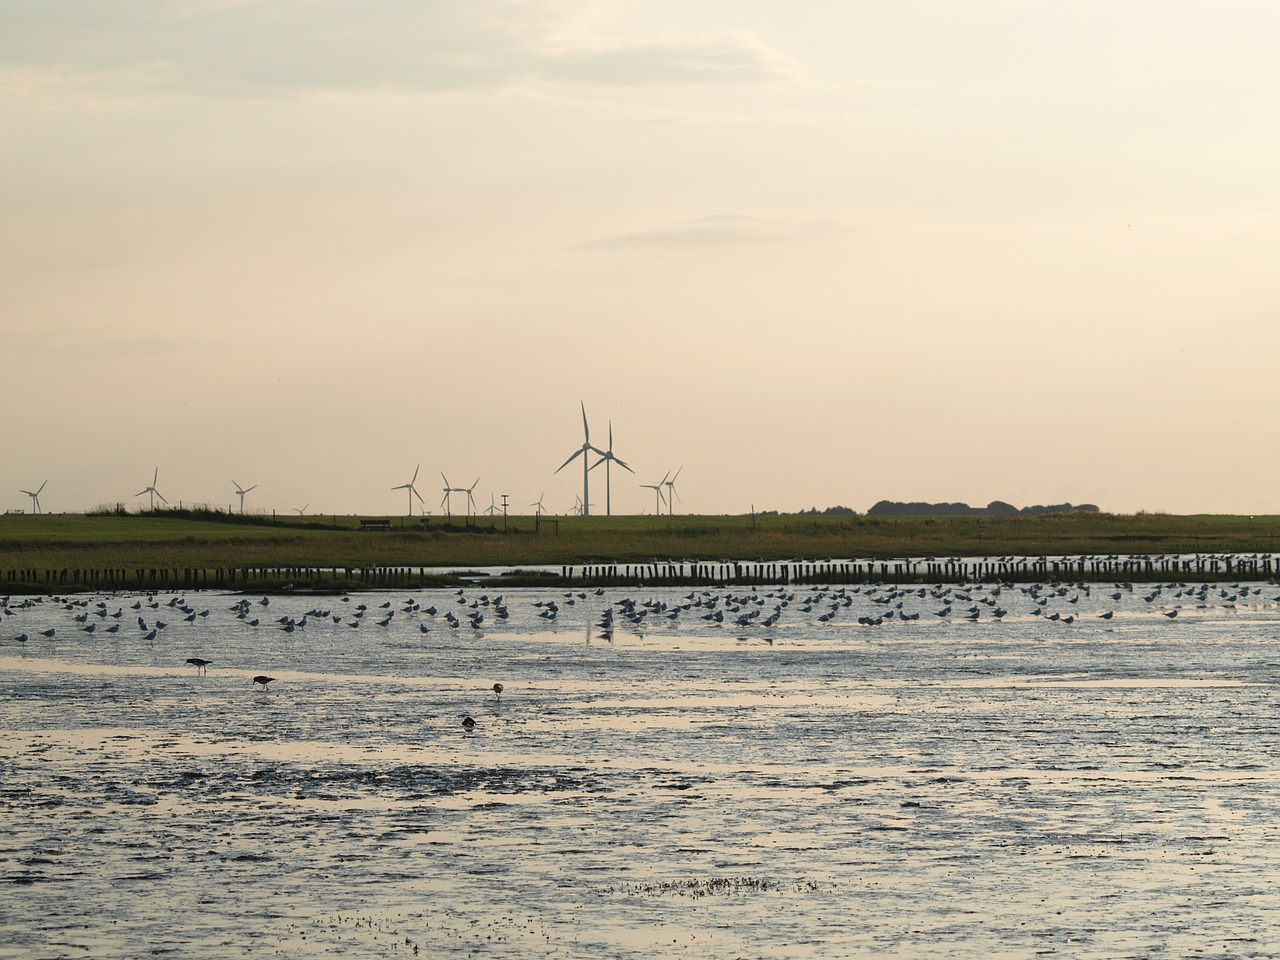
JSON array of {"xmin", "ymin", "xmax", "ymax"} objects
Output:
[{"xmin": 186, "ymin": 657, "xmax": 212, "ymax": 674}]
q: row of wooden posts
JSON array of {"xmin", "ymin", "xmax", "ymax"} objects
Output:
[
  {"xmin": 565, "ymin": 553, "xmax": 1280, "ymax": 586},
  {"xmin": 3, "ymin": 554, "xmax": 1277, "ymax": 593}
]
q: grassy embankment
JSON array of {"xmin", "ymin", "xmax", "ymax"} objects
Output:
[{"xmin": 1, "ymin": 510, "xmax": 1278, "ymax": 579}]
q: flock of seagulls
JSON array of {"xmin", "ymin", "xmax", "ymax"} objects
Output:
[{"xmin": 5, "ymin": 578, "xmax": 1278, "ymax": 730}]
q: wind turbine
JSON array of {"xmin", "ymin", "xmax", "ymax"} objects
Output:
[
  {"xmin": 459, "ymin": 478, "xmax": 480, "ymax": 519},
  {"xmin": 663, "ymin": 466, "xmax": 683, "ymax": 516},
  {"xmin": 392, "ymin": 465, "xmax": 426, "ymax": 516},
  {"xmin": 440, "ymin": 473, "xmax": 459, "ymax": 519},
  {"xmin": 589, "ymin": 421, "xmax": 634, "ymax": 516},
  {"xmin": 640, "ymin": 474, "xmax": 668, "ymax": 516},
  {"xmin": 571, "ymin": 494, "xmax": 584, "ymax": 516},
  {"xmin": 232, "ymin": 480, "xmax": 258, "ymax": 514},
  {"xmin": 293, "ymin": 504, "xmax": 309, "ymax": 516},
  {"xmin": 136, "ymin": 468, "xmax": 167, "ymax": 510},
  {"xmin": 530, "ymin": 492, "xmax": 546, "ymax": 517},
  {"xmin": 483, "ymin": 494, "xmax": 500, "ymax": 517},
  {"xmin": 554, "ymin": 401, "xmax": 605, "ymax": 517},
  {"xmin": 20, "ymin": 480, "xmax": 47, "ymax": 514}
]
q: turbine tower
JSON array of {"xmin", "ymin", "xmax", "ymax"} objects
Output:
[
  {"xmin": 20, "ymin": 480, "xmax": 47, "ymax": 515},
  {"xmin": 554, "ymin": 401, "xmax": 605, "ymax": 517},
  {"xmin": 136, "ymin": 468, "xmax": 167, "ymax": 510},
  {"xmin": 589, "ymin": 421, "xmax": 634, "ymax": 516},
  {"xmin": 392, "ymin": 465, "xmax": 425, "ymax": 516},
  {"xmin": 232, "ymin": 480, "xmax": 258, "ymax": 514}
]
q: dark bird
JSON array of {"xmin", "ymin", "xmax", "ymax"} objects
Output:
[
  {"xmin": 252, "ymin": 675, "xmax": 275, "ymax": 690},
  {"xmin": 186, "ymin": 657, "xmax": 212, "ymax": 674},
  {"xmin": 492, "ymin": 682, "xmax": 504, "ymax": 700},
  {"xmin": 461, "ymin": 715, "xmax": 476, "ymax": 732}
]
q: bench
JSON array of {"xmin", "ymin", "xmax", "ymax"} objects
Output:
[{"xmin": 359, "ymin": 518, "xmax": 393, "ymax": 531}]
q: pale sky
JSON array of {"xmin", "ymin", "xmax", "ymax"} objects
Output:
[{"xmin": 4, "ymin": 1, "xmax": 1278, "ymax": 517}]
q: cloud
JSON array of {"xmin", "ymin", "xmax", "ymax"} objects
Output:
[{"xmin": 0, "ymin": 1, "xmax": 805, "ymax": 103}]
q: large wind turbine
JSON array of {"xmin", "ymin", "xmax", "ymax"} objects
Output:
[
  {"xmin": 392, "ymin": 465, "xmax": 426, "ymax": 516},
  {"xmin": 20, "ymin": 480, "xmax": 47, "ymax": 514},
  {"xmin": 589, "ymin": 421, "xmax": 634, "ymax": 516},
  {"xmin": 554, "ymin": 401, "xmax": 605, "ymax": 517},
  {"xmin": 640, "ymin": 474, "xmax": 668, "ymax": 516},
  {"xmin": 136, "ymin": 468, "xmax": 167, "ymax": 510},
  {"xmin": 232, "ymin": 480, "xmax": 258, "ymax": 514}
]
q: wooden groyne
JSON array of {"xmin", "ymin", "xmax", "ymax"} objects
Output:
[
  {"xmin": 2, "ymin": 553, "xmax": 1277, "ymax": 593},
  {"xmin": 564, "ymin": 554, "xmax": 1279, "ymax": 587},
  {"xmin": 0, "ymin": 566, "xmax": 455, "ymax": 593}
]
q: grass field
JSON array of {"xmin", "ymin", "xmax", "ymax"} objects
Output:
[{"xmin": 2, "ymin": 509, "xmax": 1279, "ymax": 573}]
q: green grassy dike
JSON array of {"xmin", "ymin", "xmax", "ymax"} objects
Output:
[{"xmin": 2, "ymin": 510, "xmax": 1279, "ymax": 593}]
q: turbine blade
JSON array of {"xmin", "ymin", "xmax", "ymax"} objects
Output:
[
  {"xmin": 155, "ymin": 490, "xmax": 168, "ymax": 504},
  {"xmin": 135, "ymin": 489, "xmax": 149, "ymax": 497},
  {"xmin": 411, "ymin": 465, "xmax": 420, "ymax": 483},
  {"xmin": 671, "ymin": 465, "xmax": 683, "ymax": 482},
  {"xmin": 37, "ymin": 480, "xmax": 47, "ymax": 494},
  {"xmin": 615, "ymin": 457, "xmax": 635, "ymax": 473},
  {"xmin": 246, "ymin": 485, "xmax": 257, "ymax": 493},
  {"xmin": 413, "ymin": 488, "xmax": 425, "ymax": 503},
  {"xmin": 554, "ymin": 449, "xmax": 583, "ymax": 473},
  {"xmin": 580, "ymin": 400, "xmax": 589, "ymax": 442}
]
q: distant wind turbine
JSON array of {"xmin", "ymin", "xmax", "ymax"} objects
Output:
[
  {"xmin": 292, "ymin": 504, "xmax": 309, "ymax": 516},
  {"xmin": 463, "ymin": 478, "xmax": 481, "ymax": 519},
  {"xmin": 20, "ymin": 480, "xmax": 47, "ymax": 515},
  {"xmin": 483, "ymin": 494, "xmax": 500, "ymax": 517},
  {"xmin": 392, "ymin": 465, "xmax": 426, "ymax": 516},
  {"xmin": 589, "ymin": 421, "xmax": 634, "ymax": 516},
  {"xmin": 136, "ymin": 468, "xmax": 167, "ymax": 510},
  {"xmin": 554, "ymin": 401, "xmax": 605, "ymax": 517},
  {"xmin": 663, "ymin": 466, "xmax": 683, "ymax": 516},
  {"xmin": 640, "ymin": 474, "xmax": 668, "ymax": 516},
  {"xmin": 232, "ymin": 480, "xmax": 258, "ymax": 514},
  {"xmin": 440, "ymin": 471, "xmax": 471, "ymax": 519},
  {"xmin": 530, "ymin": 492, "xmax": 546, "ymax": 517}
]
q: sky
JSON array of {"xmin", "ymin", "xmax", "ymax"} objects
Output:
[{"xmin": 3, "ymin": 1, "xmax": 1279, "ymax": 518}]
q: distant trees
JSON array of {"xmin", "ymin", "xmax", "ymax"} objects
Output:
[{"xmin": 866, "ymin": 500, "xmax": 1099, "ymax": 517}]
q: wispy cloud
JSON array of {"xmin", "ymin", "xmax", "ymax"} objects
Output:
[{"xmin": 0, "ymin": 1, "xmax": 806, "ymax": 104}]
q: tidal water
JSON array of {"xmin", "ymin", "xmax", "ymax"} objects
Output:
[{"xmin": 2, "ymin": 580, "xmax": 1279, "ymax": 959}]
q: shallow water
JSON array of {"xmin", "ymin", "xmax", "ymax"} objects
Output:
[{"xmin": 2, "ymin": 581, "xmax": 1279, "ymax": 958}]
